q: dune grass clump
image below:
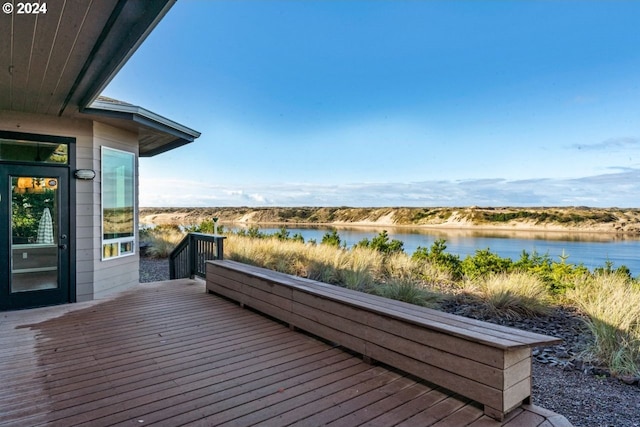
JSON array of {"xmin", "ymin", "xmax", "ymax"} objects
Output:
[
  {"xmin": 374, "ymin": 277, "xmax": 442, "ymax": 308},
  {"xmin": 462, "ymin": 271, "xmax": 552, "ymax": 320},
  {"xmin": 224, "ymin": 235, "xmax": 385, "ymax": 290},
  {"xmin": 567, "ymin": 273, "xmax": 640, "ymax": 376},
  {"xmin": 224, "ymin": 234, "xmax": 308, "ymax": 275},
  {"xmin": 141, "ymin": 226, "xmax": 186, "ymax": 258}
]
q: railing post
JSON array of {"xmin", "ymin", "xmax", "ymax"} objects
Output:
[
  {"xmin": 215, "ymin": 236, "xmax": 225, "ymax": 260},
  {"xmin": 169, "ymin": 255, "xmax": 176, "ymax": 279},
  {"xmin": 189, "ymin": 234, "xmax": 196, "ymax": 279}
]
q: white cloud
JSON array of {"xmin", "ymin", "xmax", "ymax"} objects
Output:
[
  {"xmin": 139, "ymin": 168, "xmax": 640, "ymax": 208},
  {"xmin": 571, "ymin": 137, "xmax": 640, "ymax": 151}
]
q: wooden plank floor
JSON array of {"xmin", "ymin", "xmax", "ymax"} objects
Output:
[{"xmin": 0, "ymin": 279, "xmax": 571, "ymax": 427}]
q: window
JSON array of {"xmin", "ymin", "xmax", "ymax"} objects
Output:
[
  {"xmin": 0, "ymin": 138, "xmax": 68, "ymax": 164},
  {"xmin": 102, "ymin": 147, "xmax": 135, "ymax": 259}
]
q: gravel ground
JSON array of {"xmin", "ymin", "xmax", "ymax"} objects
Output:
[
  {"xmin": 140, "ymin": 257, "xmax": 640, "ymax": 427},
  {"xmin": 139, "ymin": 257, "xmax": 170, "ymax": 283}
]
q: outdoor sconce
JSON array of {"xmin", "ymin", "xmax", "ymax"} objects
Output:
[{"xmin": 74, "ymin": 169, "xmax": 96, "ymax": 180}]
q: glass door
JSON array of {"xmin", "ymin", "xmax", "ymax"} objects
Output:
[{"xmin": 1, "ymin": 165, "xmax": 70, "ymax": 310}]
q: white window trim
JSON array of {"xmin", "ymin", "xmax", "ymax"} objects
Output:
[{"xmin": 101, "ymin": 146, "xmax": 136, "ymax": 260}]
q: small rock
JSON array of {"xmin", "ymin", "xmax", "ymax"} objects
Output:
[{"xmin": 619, "ymin": 375, "xmax": 639, "ymax": 385}]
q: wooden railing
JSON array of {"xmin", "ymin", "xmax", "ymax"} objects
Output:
[{"xmin": 169, "ymin": 233, "xmax": 225, "ymax": 279}]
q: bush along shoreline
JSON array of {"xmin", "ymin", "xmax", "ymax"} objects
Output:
[{"xmin": 141, "ymin": 223, "xmax": 640, "ymax": 384}]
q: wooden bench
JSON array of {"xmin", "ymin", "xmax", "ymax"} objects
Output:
[{"xmin": 206, "ymin": 259, "xmax": 562, "ymax": 421}]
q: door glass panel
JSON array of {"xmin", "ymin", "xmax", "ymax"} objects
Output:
[{"xmin": 10, "ymin": 175, "xmax": 59, "ymax": 292}]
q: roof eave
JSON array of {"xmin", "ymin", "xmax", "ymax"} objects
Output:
[
  {"xmin": 61, "ymin": 0, "xmax": 178, "ymax": 116},
  {"xmin": 83, "ymin": 100, "xmax": 200, "ymax": 139},
  {"xmin": 82, "ymin": 100, "xmax": 201, "ymax": 157}
]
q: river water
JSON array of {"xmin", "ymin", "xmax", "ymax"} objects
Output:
[{"xmin": 240, "ymin": 225, "xmax": 640, "ymax": 277}]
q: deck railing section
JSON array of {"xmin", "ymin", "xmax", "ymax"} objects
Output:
[{"xmin": 169, "ymin": 233, "xmax": 225, "ymax": 279}]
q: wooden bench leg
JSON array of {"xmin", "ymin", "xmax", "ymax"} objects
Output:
[{"xmin": 484, "ymin": 406, "xmax": 505, "ymax": 422}]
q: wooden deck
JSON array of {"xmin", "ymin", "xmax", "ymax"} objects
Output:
[{"xmin": 0, "ymin": 279, "xmax": 571, "ymax": 427}]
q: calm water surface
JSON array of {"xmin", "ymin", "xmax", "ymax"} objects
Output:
[{"xmin": 240, "ymin": 225, "xmax": 640, "ymax": 277}]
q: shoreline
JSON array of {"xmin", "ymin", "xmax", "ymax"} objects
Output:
[
  {"xmin": 244, "ymin": 219, "xmax": 638, "ymax": 235},
  {"xmin": 139, "ymin": 206, "xmax": 640, "ymax": 236}
]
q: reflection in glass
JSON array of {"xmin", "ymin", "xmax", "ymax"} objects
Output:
[
  {"xmin": 102, "ymin": 148, "xmax": 135, "ymax": 259},
  {"xmin": 0, "ymin": 139, "xmax": 68, "ymax": 164},
  {"xmin": 10, "ymin": 176, "xmax": 59, "ymax": 292}
]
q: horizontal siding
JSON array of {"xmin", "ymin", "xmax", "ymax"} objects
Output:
[
  {"xmin": 92, "ymin": 122, "xmax": 140, "ymax": 298},
  {"xmin": 1, "ymin": 112, "xmax": 143, "ymax": 303},
  {"xmin": 0, "ymin": 111, "xmax": 94, "ymax": 303}
]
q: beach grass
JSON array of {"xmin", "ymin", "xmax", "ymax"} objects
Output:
[
  {"xmin": 140, "ymin": 225, "xmax": 185, "ymax": 258},
  {"xmin": 567, "ymin": 273, "xmax": 640, "ymax": 376},
  {"xmin": 460, "ymin": 271, "xmax": 552, "ymax": 320}
]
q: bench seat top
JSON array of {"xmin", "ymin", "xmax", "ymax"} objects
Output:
[{"xmin": 209, "ymin": 260, "xmax": 562, "ymax": 350}]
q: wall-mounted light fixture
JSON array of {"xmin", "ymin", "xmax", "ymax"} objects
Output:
[{"xmin": 74, "ymin": 169, "xmax": 96, "ymax": 180}]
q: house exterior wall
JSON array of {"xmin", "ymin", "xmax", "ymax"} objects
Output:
[
  {"xmin": 91, "ymin": 121, "xmax": 140, "ymax": 299},
  {"xmin": 0, "ymin": 111, "xmax": 141, "ymax": 302}
]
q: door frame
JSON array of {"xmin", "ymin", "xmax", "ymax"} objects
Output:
[{"xmin": 0, "ymin": 131, "xmax": 76, "ymax": 310}]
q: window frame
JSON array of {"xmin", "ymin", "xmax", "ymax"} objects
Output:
[{"xmin": 101, "ymin": 146, "xmax": 136, "ymax": 260}]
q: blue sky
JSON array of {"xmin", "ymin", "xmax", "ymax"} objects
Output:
[{"xmin": 103, "ymin": 0, "xmax": 640, "ymax": 208}]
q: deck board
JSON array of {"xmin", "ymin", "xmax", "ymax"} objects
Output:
[{"xmin": 0, "ymin": 278, "xmax": 570, "ymax": 426}]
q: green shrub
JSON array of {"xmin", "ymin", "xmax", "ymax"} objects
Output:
[
  {"xmin": 356, "ymin": 230, "xmax": 404, "ymax": 254},
  {"xmin": 273, "ymin": 226, "xmax": 290, "ymax": 241},
  {"xmin": 412, "ymin": 239, "xmax": 463, "ymax": 280},
  {"xmin": 321, "ymin": 229, "xmax": 342, "ymax": 247},
  {"xmin": 185, "ymin": 219, "xmax": 224, "ymax": 235},
  {"xmin": 594, "ymin": 260, "xmax": 632, "ymax": 279},
  {"xmin": 461, "ymin": 248, "xmax": 513, "ymax": 279}
]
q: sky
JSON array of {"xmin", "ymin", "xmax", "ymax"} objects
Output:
[{"xmin": 102, "ymin": 0, "xmax": 640, "ymax": 208}]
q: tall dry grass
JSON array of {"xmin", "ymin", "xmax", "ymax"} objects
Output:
[
  {"xmin": 225, "ymin": 235, "xmax": 384, "ymax": 289},
  {"xmin": 461, "ymin": 272, "xmax": 552, "ymax": 320},
  {"xmin": 143, "ymin": 228, "xmax": 185, "ymax": 258},
  {"xmin": 225, "ymin": 235, "xmax": 441, "ymax": 304},
  {"xmin": 566, "ymin": 273, "xmax": 640, "ymax": 376}
]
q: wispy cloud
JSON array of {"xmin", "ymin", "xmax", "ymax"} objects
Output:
[
  {"xmin": 571, "ymin": 95, "xmax": 597, "ymax": 105},
  {"xmin": 571, "ymin": 137, "xmax": 640, "ymax": 151},
  {"xmin": 140, "ymin": 169, "xmax": 640, "ymax": 208}
]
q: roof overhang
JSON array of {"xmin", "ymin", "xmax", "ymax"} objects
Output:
[
  {"xmin": 0, "ymin": 0, "xmax": 200, "ymax": 156},
  {"xmin": 82, "ymin": 98, "xmax": 201, "ymax": 157}
]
